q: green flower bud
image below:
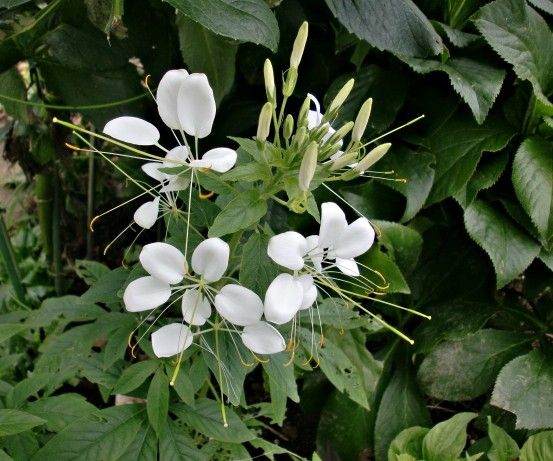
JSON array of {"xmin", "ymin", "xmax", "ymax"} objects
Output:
[
  {"xmin": 257, "ymin": 102, "xmax": 273, "ymax": 142},
  {"xmin": 330, "ymin": 152, "xmax": 358, "ymax": 171},
  {"xmin": 326, "ymin": 121, "xmax": 354, "ymax": 146},
  {"xmin": 298, "ymin": 141, "xmax": 318, "ymax": 191},
  {"xmin": 352, "ymin": 98, "xmax": 373, "ymax": 142},
  {"xmin": 297, "ymin": 96, "xmax": 311, "ymax": 128},
  {"xmin": 328, "ymin": 78, "xmax": 354, "ymax": 114},
  {"xmin": 293, "ymin": 126, "xmax": 307, "ymax": 149},
  {"xmin": 355, "ymin": 143, "xmax": 391, "ymax": 172},
  {"xmin": 290, "ymin": 21, "xmax": 309, "ymax": 69},
  {"xmin": 264, "ymin": 59, "xmax": 276, "ymax": 103},
  {"xmin": 284, "ymin": 114, "xmax": 294, "ymax": 141},
  {"xmin": 283, "ymin": 67, "xmax": 298, "ymax": 97}
]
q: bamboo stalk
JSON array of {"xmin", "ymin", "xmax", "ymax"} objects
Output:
[
  {"xmin": 52, "ymin": 169, "xmax": 62, "ymax": 295},
  {"xmin": 35, "ymin": 173, "xmax": 53, "ymax": 262}
]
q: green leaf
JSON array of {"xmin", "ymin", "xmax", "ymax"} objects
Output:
[
  {"xmin": 528, "ymin": 0, "xmax": 553, "ymax": 15},
  {"xmin": 0, "ymin": 448, "xmax": 14, "ymax": 461},
  {"xmin": 540, "ymin": 247, "xmax": 553, "ymax": 272},
  {"xmin": 117, "ymin": 421, "xmax": 158, "ymax": 461},
  {"xmin": 388, "ymin": 427, "xmax": 429, "ymax": 460},
  {"xmin": 512, "ymin": 137, "xmax": 553, "ymax": 246},
  {"xmin": 75, "ymin": 260, "xmax": 110, "ymax": 285},
  {"xmin": 0, "ymin": 324, "xmax": 27, "ymax": 343},
  {"xmin": 26, "ymin": 295, "xmax": 104, "ymax": 328},
  {"xmin": 165, "ymin": 0, "xmax": 279, "ymax": 51},
  {"xmin": 426, "ymin": 112, "xmax": 514, "ymax": 205},
  {"xmin": 358, "ymin": 246, "xmax": 410, "ymax": 294},
  {"xmin": 324, "ymin": 0, "xmax": 444, "ymax": 57},
  {"xmin": 520, "ymin": 431, "xmax": 553, "ymax": 461},
  {"xmin": 464, "ymin": 200, "xmax": 541, "ymax": 288},
  {"xmin": 24, "ymin": 394, "xmax": 97, "ymax": 433},
  {"xmin": 377, "ymin": 147, "xmax": 435, "ymax": 222},
  {"xmin": 262, "ymin": 351, "xmax": 300, "ymax": 416},
  {"xmin": 0, "ymin": 409, "xmax": 46, "ymax": 437},
  {"xmin": 147, "ymin": 368, "xmax": 169, "ymax": 437},
  {"xmin": 158, "ymin": 420, "xmax": 206, "ymax": 461},
  {"xmin": 372, "ymin": 221, "xmax": 423, "ymax": 275},
  {"xmin": 172, "ymin": 399, "xmax": 254, "ymax": 443},
  {"xmin": 403, "ymin": 57, "xmax": 505, "ymax": 124},
  {"xmin": 114, "ymin": 361, "xmax": 160, "ymax": 395},
  {"xmin": 422, "ymin": 412, "xmax": 477, "ymax": 461},
  {"xmin": 177, "ymin": 15, "xmax": 237, "ymax": 105},
  {"xmin": 487, "ymin": 417, "xmax": 520, "ymax": 461},
  {"xmin": 31, "ymin": 405, "xmax": 145, "ymax": 461},
  {"xmin": 475, "ymin": 0, "xmax": 553, "ymax": 108},
  {"xmin": 431, "ymin": 21, "xmax": 480, "ymax": 48},
  {"xmin": 455, "ymin": 151, "xmax": 509, "ymax": 208},
  {"xmin": 491, "ymin": 350, "xmax": 553, "ymax": 429},
  {"xmin": 418, "ymin": 329, "xmax": 531, "ymax": 401},
  {"xmin": 0, "ymin": 68, "xmax": 28, "ymax": 123},
  {"xmin": 239, "ymin": 232, "xmax": 279, "ymax": 295},
  {"xmin": 7, "ymin": 372, "xmax": 56, "ymax": 407},
  {"xmin": 80, "ymin": 267, "xmax": 128, "ymax": 305}
]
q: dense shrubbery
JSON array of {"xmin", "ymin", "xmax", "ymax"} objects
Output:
[{"xmin": 0, "ymin": 0, "xmax": 552, "ymax": 460}]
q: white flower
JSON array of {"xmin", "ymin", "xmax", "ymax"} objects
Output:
[
  {"xmin": 241, "ymin": 321, "xmax": 286, "ymax": 355},
  {"xmin": 214, "ymin": 284, "xmax": 264, "ymax": 326},
  {"xmin": 151, "ymin": 323, "xmax": 193, "ymax": 358},
  {"xmin": 306, "ymin": 93, "xmax": 341, "ymax": 146},
  {"xmin": 263, "ymin": 273, "xmax": 317, "ymax": 324}
]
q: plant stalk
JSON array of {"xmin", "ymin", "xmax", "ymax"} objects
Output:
[{"xmin": 0, "ymin": 212, "xmax": 25, "ymax": 302}]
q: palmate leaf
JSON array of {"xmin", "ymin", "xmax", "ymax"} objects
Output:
[
  {"xmin": 464, "ymin": 200, "xmax": 541, "ymax": 288},
  {"xmin": 164, "ymin": 0, "xmax": 279, "ymax": 51},
  {"xmin": 324, "ymin": 0, "xmax": 444, "ymax": 57}
]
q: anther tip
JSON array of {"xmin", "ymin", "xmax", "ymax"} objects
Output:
[
  {"xmin": 169, "ymin": 381, "xmax": 175, "ymax": 387},
  {"xmin": 224, "ymin": 423, "xmax": 229, "ymax": 428}
]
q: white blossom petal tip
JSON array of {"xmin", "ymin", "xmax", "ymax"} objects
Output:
[
  {"xmin": 133, "ymin": 197, "xmax": 160, "ymax": 229},
  {"xmin": 318, "ymin": 202, "xmax": 348, "ymax": 249},
  {"xmin": 264, "ymin": 273, "xmax": 303, "ymax": 324},
  {"xmin": 334, "ymin": 217, "xmax": 375, "ymax": 259},
  {"xmin": 241, "ymin": 321, "xmax": 286, "ymax": 355},
  {"xmin": 157, "ymin": 69, "xmax": 189, "ymax": 130},
  {"xmin": 197, "ymin": 147, "xmax": 237, "ymax": 173},
  {"xmin": 177, "ymin": 73, "xmax": 216, "ymax": 139},
  {"xmin": 103, "ymin": 116, "xmax": 160, "ymax": 146},
  {"xmin": 335, "ymin": 257, "xmax": 360, "ymax": 277},
  {"xmin": 140, "ymin": 242, "xmax": 186, "ymax": 285},
  {"xmin": 151, "ymin": 323, "xmax": 193, "ymax": 358},
  {"xmin": 123, "ymin": 276, "xmax": 171, "ymax": 312},
  {"xmin": 181, "ymin": 288, "xmax": 212, "ymax": 326},
  {"xmin": 267, "ymin": 231, "xmax": 308, "ymax": 271},
  {"xmin": 297, "ymin": 274, "xmax": 317, "ymax": 310},
  {"xmin": 214, "ymin": 284, "xmax": 263, "ymax": 326},
  {"xmin": 191, "ymin": 238, "xmax": 230, "ymax": 283}
]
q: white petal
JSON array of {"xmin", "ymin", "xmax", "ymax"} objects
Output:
[
  {"xmin": 181, "ymin": 288, "xmax": 211, "ymax": 326},
  {"xmin": 334, "ymin": 218, "xmax": 375, "ymax": 259},
  {"xmin": 267, "ymin": 231, "xmax": 307, "ymax": 271},
  {"xmin": 318, "ymin": 202, "xmax": 347, "ymax": 249},
  {"xmin": 151, "ymin": 323, "xmax": 193, "ymax": 358},
  {"xmin": 305, "ymin": 235, "xmax": 323, "ymax": 272},
  {"xmin": 164, "ymin": 146, "xmax": 191, "ymax": 168},
  {"xmin": 307, "ymin": 93, "xmax": 322, "ymax": 129},
  {"xmin": 214, "ymin": 284, "xmax": 263, "ymax": 326},
  {"xmin": 297, "ymin": 274, "xmax": 317, "ymax": 310},
  {"xmin": 264, "ymin": 274, "xmax": 303, "ymax": 325},
  {"xmin": 140, "ymin": 242, "xmax": 186, "ymax": 285},
  {"xmin": 103, "ymin": 116, "xmax": 160, "ymax": 146},
  {"xmin": 241, "ymin": 321, "xmax": 286, "ymax": 355},
  {"xmin": 134, "ymin": 197, "xmax": 160, "ymax": 229},
  {"xmin": 123, "ymin": 276, "xmax": 171, "ymax": 312},
  {"xmin": 142, "ymin": 162, "xmax": 165, "ymax": 181},
  {"xmin": 329, "ymin": 150, "xmax": 344, "ymax": 161},
  {"xmin": 196, "ymin": 148, "xmax": 237, "ymax": 173},
  {"xmin": 177, "ymin": 73, "xmax": 216, "ymax": 139},
  {"xmin": 191, "ymin": 238, "xmax": 229, "ymax": 283},
  {"xmin": 335, "ymin": 257, "xmax": 360, "ymax": 277},
  {"xmin": 160, "ymin": 175, "xmax": 191, "ymax": 193},
  {"xmin": 157, "ymin": 69, "xmax": 189, "ymax": 130}
]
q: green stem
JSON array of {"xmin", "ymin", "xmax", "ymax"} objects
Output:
[
  {"xmin": 52, "ymin": 169, "xmax": 62, "ymax": 296},
  {"xmin": 86, "ymin": 151, "xmax": 95, "ymax": 260},
  {"xmin": 214, "ymin": 326, "xmax": 228, "ymax": 427},
  {"xmin": 0, "ymin": 213, "xmax": 25, "ymax": 302},
  {"xmin": 522, "ymin": 94, "xmax": 539, "ymax": 135},
  {"xmin": 35, "ymin": 173, "xmax": 54, "ymax": 262}
]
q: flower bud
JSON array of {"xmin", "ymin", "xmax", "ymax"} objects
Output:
[
  {"xmin": 328, "ymin": 78, "xmax": 354, "ymax": 114},
  {"xmin": 264, "ymin": 59, "xmax": 276, "ymax": 103},
  {"xmin": 298, "ymin": 141, "xmax": 318, "ymax": 191},
  {"xmin": 283, "ymin": 67, "xmax": 298, "ymax": 97},
  {"xmin": 352, "ymin": 98, "xmax": 373, "ymax": 142},
  {"xmin": 297, "ymin": 96, "xmax": 311, "ymax": 128},
  {"xmin": 326, "ymin": 121, "xmax": 354, "ymax": 146},
  {"xmin": 355, "ymin": 143, "xmax": 391, "ymax": 173},
  {"xmin": 257, "ymin": 102, "xmax": 273, "ymax": 142},
  {"xmin": 293, "ymin": 126, "xmax": 307, "ymax": 148},
  {"xmin": 330, "ymin": 152, "xmax": 358, "ymax": 171},
  {"xmin": 290, "ymin": 21, "xmax": 308, "ymax": 69},
  {"xmin": 284, "ymin": 114, "xmax": 294, "ymax": 141}
]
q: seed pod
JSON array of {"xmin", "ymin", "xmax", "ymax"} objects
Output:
[
  {"xmin": 355, "ymin": 143, "xmax": 391, "ymax": 172},
  {"xmin": 352, "ymin": 98, "xmax": 373, "ymax": 142},
  {"xmin": 298, "ymin": 141, "xmax": 318, "ymax": 191}
]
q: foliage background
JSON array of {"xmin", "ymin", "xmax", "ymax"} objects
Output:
[{"xmin": 0, "ymin": 0, "xmax": 552, "ymax": 459}]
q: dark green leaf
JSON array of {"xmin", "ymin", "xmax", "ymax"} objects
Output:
[
  {"xmin": 114, "ymin": 361, "xmax": 160, "ymax": 395},
  {"xmin": 0, "ymin": 68, "xmax": 28, "ymax": 123},
  {"xmin": 324, "ymin": 0, "xmax": 444, "ymax": 57},
  {"xmin": 117, "ymin": 421, "xmax": 158, "ymax": 461},
  {"xmin": 404, "ymin": 57, "xmax": 505, "ymax": 124},
  {"xmin": 0, "ymin": 324, "xmax": 27, "ymax": 343},
  {"xmin": 512, "ymin": 137, "xmax": 553, "ymax": 246},
  {"xmin": 372, "ymin": 221, "xmax": 423, "ymax": 275},
  {"xmin": 464, "ymin": 200, "xmax": 541, "ymax": 288},
  {"xmin": 75, "ymin": 260, "xmax": 110, "ymax": 285},
  {"xmin": 528, "ymin": 0, "xmax": 553, "ymax": 15},
  {"xmin": 165, "ymin": 0, "xmax": 279, "ymax": 51},
  {"xmin": 80, "ymin": 267, "xmax": 128, "ymax": 304},
  {"xmin": 418, "ymin": 329, "xmax": 531, "ymax": 401},
  {"xmin": 358, "ymin": 246, "xmax": 410, "ymax": 294},
  {"xmin": 158, "ymin": 420, "xmax": 206, "ymax": 461},
  {"xmin": 487, "ymin": 417, "xmax": 520, "ymax": 461},
  {"xmin": 26, "ymin": 295, "xmax": 104, "ymax": 328},
  {"xmin": 177, "ymin": 15, "xmax": 238, "ymax": 105},
  {"xmin": 475, "ymin": 0, "xmax": 553, "ymax": 108},
  {"xmin": 25, "ymin": 394, "xmax": 97, "ymax": 433},
  {"xmin": 262, "ymin": 351, "xmax": 299, "ymax": 403},
  {"xmin": 239, "ymin": 232, "xmax": 279, "ymax": 295},
  {"xmin": 422, "ymin": 412, "xmax": 477, "ymax": 461},
  {"xmin": 431, "ymin": 21, "xmax": 480, "ymax": 48},
  {"xmin": 0, "ymin": 410, "xmax": 46, "ymax": 437},
  {"xmin": 147, "ymin": 368, "xmax": 169, "ymax": 437},
  {"xmin": 208, "ymin": 189, "xmax": 267, "ymax": 237},
  {"xmin": 388, "ymin": 427, "xmax": 429, "ymax": 460},
  {"xmin": 520, "ymin": 431, "xmax": 553, "ymax": 461},
  {"xmin": 492, "ymin": 350, "xmax": 553, "ymax": 429}
]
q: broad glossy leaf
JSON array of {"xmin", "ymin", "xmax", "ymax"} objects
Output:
[
  {"xmin": 30, "ymin": 405, "xmax": 145, "ymax": 461},
  {"xmin": 512, "ymin": 137, "xmax": 553, "ymax": 246},
  {"xmin": 492, "ymin": 350, "xmax": 553, "ymax": 429},
  {"xmin": 165, "ymin": 0, "xmax": 278, "ymax": 51},
  {"xmin": 426, "ymin": 112, "xmax": 514, "ymax": 205},
  {"xmin": 465, "ymin": 200, "xmax": 541, "ymax": 288},
  {"xmin": 404, "ymin": 57, "xmax": 505, "ymax": 124},
  {"xmin": 208, "ymin": 190, "xmax": 267, "ymax": 237},
  {"xmin": 324, "ymin": 0, "xmax": 444, "ymax": 57},
  {"xmin": 417, "ymin": 329, "xmax": 531, "ymax": 401},
  {"xmin": 520, "ymin": 431, "xmax": 553, "ymax": 461},
  {"xmin": 487, "ymin": 417, "xmax": 520, "ymax": 461},
  {"xmin": 0, "ymin": 410, "xmax": 46, "ymax": 437},
  {"xmin": 475, "ymin": 0, "xmax": 553, "ymax": 108},
  {"xmin": 146, "ymin": 369, "xmax": 169, "ymax": 437},
  {"xmin": 422, "ymin": 412, "xmax": 477, "ymax": 461},
  {"xmin": 239, "ymin": 232, "xmax": 279, "ymax": 295},
  {"xmin": 177, "ymin": 16, "xmax": 237, "ymax": 105}
]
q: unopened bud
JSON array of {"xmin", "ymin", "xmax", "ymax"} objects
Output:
[
  {"xmin": 284, "ymin": 114, "xmax": 294, "ymax": 141},
  {"xmin": 264, "ymin": 59, "xmax": 276, "ymax": 103},
  {"xmin": 328, "ymin": 78, "xmax": 354, "ymax": 114},
  {"xmin": 293, "ymin": 126, "xmax": 307, "ymax": 148},
  {"xmin": 326, "ymin": 121, "xmax": 354, "ymax": 146},
  {"xmin": 298, "ymin": 141, "xmax": 318, "ymax": 191},
  {"xmin": 355, "ymin": 143, "xmax": 391, "ymax": 172},
  {"xmin": 298, "ymin": 96, "xmax": 311, "ymax": 128},
  {"xmin": 290, "ymin": 21, "xmax": 308, "ymax": 69},
  {"xmin": 283, "ymin": 67, "xmax": 298, "ymax": 97},
  {"xmin": 352, "ymin": 98, "xmax": 373, "ymax": 142},
  {"xmin": 330, "ymin": 152, "xmax": 358, "ymax": 171},
  {"xmin": 257, "ymin": 102, "xmax": 273, "ymax": 142}
]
